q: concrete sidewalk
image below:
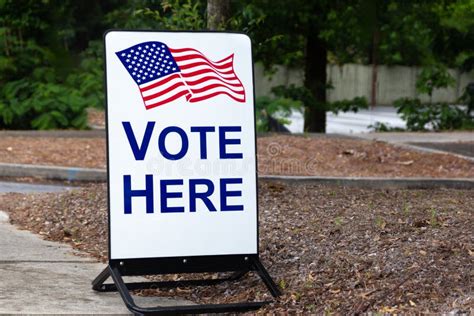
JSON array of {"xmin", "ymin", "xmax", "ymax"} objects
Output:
[
  {"xmin": 352, "ymin": 132, "xmax": 474, "ymax": 161},
  {"xmin": 0, "ymin": 183, "xmax": 193, "ymax": 314},
  {"xmin": 353, "ymin": 131, "xmax": 473, "ymax": 143}
]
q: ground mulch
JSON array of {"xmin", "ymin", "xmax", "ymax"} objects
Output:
[
  {"xmin": 86, "ymin": 108, "xmax": 106, "ymax": 129},
  {"xmin": 0, "ymin": 134, "xmax": 473, "ymax": 178},
  {"xmin": 1, "ymin": 181, "xmax": 472, "ymax": 314},
  {"xmin": 0, "ymin": 136, "xmax": 107, "ymax": 169},
  {"xmin": 258, "ymin": 135, "xmax": 474, "ymax": 178}
]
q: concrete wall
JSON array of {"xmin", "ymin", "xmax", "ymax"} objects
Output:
[{"xmin": 254, "ymin": 63, "xmax": 474, "ymax": 105}]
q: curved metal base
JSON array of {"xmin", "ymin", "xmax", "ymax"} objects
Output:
[{"xmin": 92, "ymin": 256, "xmax": 281, "ymax": 315}]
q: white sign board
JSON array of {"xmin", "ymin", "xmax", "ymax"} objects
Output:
[{"xmin": 105, "ymin": 31, "xmax": 257, "ymax": 260}]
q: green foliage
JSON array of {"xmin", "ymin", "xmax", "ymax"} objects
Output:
[
  {"xmin": 254, "ymin": 84, "xmax": 368, "ymax": 132},
  {"xmin": 394, "ymin": 98, "xmax": 473, "ymax": 131},
  {"xmin": 329, "ymin": 97, "xmax": 368, "ymax": 114},
  {"xmin": 393, "ymin": 63, "xmax": 472, "ymax": 131},
  {"xmin": 135, "ymin": 0, "xmax": 205, "ymax": 30},
  {"xmin": 0, "ymin": 0, "xmax": 209, "ymax": 130},
  {"xmin": 255, "ymin": 95, "xmax": 302, "ymax": 132},
  {"xmin": 368, "ymin": 122, "xmax": 405, "ymax": 132},
  {"xmin": 415, "ymin": 64, "xmax": 455, "ymax": 97}
]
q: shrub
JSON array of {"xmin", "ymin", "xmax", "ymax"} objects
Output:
[{"xmin": 393, "ymin": 63, "xmax": 473, "ymax": 131}]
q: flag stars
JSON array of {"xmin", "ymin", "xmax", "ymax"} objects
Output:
[{"xmin": 138, "ymin": 46, "xmax": 142, "ymax": 50}]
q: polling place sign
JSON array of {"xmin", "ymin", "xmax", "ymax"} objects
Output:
[{"xmin": 105, "ymin": 31, "xmax": 257, "ymax": 260}]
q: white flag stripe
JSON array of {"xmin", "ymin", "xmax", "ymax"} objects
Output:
[
  {"xmin": 186, "ymin": 78, "xmax": 245, "ymax": 93},
  {"xmin": 183, "ymin": 72, "xmax": 241, "ymax": 86},
  {"xmin": 143, "ymin": 84, "xmax": 190, "ymax": 107},
  {"xmin": 178, "ymin": 61, "xmax": 234, "ymax": 74},
  {"xmin": 180, "ymin": 67, "xmax": 237, "ymax": 80},
  {"xmin": 175, "ymin": 57, "xmax": 233, "ymax": 70},
  {"xmin": 171, "ymin": 50, "xmax": 233, "ymax": 67},
  {"xmin": 190, "ymin": 85, "xmax": 245, "ymax": 102}
]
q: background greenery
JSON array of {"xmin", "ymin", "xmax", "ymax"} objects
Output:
[{"xmin": 0, "ymin": 0, "xmax": 472, "ymax": 131}]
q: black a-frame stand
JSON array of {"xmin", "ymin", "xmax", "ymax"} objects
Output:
[{"xmin": 92, "ymin": 254, "xmax": 281, "ymax": 315}]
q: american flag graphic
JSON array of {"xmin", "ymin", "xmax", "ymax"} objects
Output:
[{"xmin": 116, "ymin": 41, "xmax": 246, "ymax": 109}]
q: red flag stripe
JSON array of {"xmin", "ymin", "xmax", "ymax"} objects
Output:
[
  {"xmin": 140, "ymin": 73, "xmax": 181, "ymax": 92},
  {"xmin": 141, "ymin": 81, "xmax": 188, "ymax": 101},
  {"xmin": 189, "ymin": 90, "xmax": 245, "ymax": 103},
  {"xmin": 189, "ymin": 82, "xmax": 245, "ymax": 95},
  {"xmin": 144, "ymin": 90, "xmax": 191, "ymax": 109},
  {"xmin": 179, "ymin": 68, "xmax": 236, "ymax": 79},
  {"xmin": 178, "ymin": 61, "xmax": 233, "ymax": 73},
  {"xmin": 184, "ymin": 75, "xmax": 242, "ymax": 88},
  {"xmin": 170, "ymin": 48, "xmax": 232, "ymax": 65}
]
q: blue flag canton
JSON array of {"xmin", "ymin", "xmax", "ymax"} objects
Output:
[{"xmin": 115, "ymin": 41, "xmax": 181, "ymax": 86}]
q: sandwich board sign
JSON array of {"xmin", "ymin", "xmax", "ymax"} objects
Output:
[{"xmin": 92, "ymin": 31, "xmax": 280, "ymax": 315}]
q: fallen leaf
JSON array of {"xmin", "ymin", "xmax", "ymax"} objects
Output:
[{"xmin": 396, "ymin": 160, "xmax": 414, "ymax": 166}]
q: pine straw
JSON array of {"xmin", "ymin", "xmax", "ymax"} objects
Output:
[
  {"xmin": 0, "ymin": 135, "xmax": 473, "ymax": 178},
  {"xmin": 1, "ymin": 181, "xmax": 472, "ymax": 314}
]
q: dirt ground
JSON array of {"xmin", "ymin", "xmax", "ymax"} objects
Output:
[
  {"xmin": 0, "ymin": 134, "xmax": 473, "ymax": 178},
  {"xmin": 1, "ymin": 181, "xmax": 472, "ymax": 314}
]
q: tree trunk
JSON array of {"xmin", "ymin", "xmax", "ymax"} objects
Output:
[
  {"xmin": 207, "ymin": 0, "xmax": 230, "ymax": 30},
  {"xmin": 304, "ymin": 33, "xmax": 327, "ymax": 133},
  {"xmin": 370, "ymin": 29, "xmax": 380, "ymax": 107}
]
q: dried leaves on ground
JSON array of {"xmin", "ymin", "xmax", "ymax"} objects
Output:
[
  {"xmin": 1, "ymin": 182, "xmax": 472, "ymax": 314},
  {"xmin": 1, "ymin": 135, "xmax": 473, "ymax": 178},
  {"xmin": 0, "ymin": 136, "xmax": 106, "ymax": 169}
]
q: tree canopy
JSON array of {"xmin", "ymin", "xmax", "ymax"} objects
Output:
[{"xmin": 0, "ymin": 0, "xmax": 472, "ymax": 130}]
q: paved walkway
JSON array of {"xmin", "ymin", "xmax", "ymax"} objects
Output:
[
  {"xmin": 0, "ymin": 181, "xmax": 72, "ymax": 193},
  {"xmin": 286, "ymin": 106, "xmax": 407, "ymax": 134},
  {"xmin": 0, "ymin": 183, "xmax": 192, "ymax": 314},
  {"xmin": 354, "ymin": 131, "xmax": 473, "ymax": 143}
]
